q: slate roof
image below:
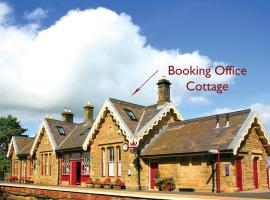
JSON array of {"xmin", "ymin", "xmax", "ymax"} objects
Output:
[
  {"xmin": 141, "ymin": 109, "xmax": 251, "ymax": 157},
  {"xmin": 18, "ymin": 139, "xmax": 35, "ymax": 155},
  {"xmin": 109, "ymin": 98, "xmax": 163, "ymax": 134},
  {"xmin": 15, "ymin": 137, "xmax": 35, "ymax": 152},
  {"xmin": 45, "ymin": 118, "xmax": 77, "ymax": 146},
  {"xmin": 57, "ymin": 121, "xmax": 93, "ymax": 151}
]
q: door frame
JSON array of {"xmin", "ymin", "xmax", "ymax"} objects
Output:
[
  {"xmin": 253, "ymin": 157, "xmax": 259, "ymax": 189},
  {"xmin": 236, "ymin": 158, "xmax": 243, "ymax": 191},
  {"xmin": 149, "ymin": 161, "xmax": 158, "ymax": 190}
]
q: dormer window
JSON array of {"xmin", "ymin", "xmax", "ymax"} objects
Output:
[
  {"xmin": 57, "ymin": 126, "xmax": 65, "ymax": 135},
  {"xmin": 124, "ymin": 109, "xmax": 137, "ymax": 121}
]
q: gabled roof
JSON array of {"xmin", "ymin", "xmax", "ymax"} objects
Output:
[
  {"xmin": 7, "ymin": 136, "xmax": 35, "ymax": 158},
  {"xmin": 30, "ymin": 118, "xmax": 77, "ymax": 155},
  {"xmin": 83, "ymin": 98, "xmax": 183, "ymax": 150},
  {"xmin": 141, "ymin": 109, "xmax": 270, "ymax": 157}
]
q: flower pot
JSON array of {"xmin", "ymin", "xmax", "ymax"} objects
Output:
[
  {"xmin": 94, "ymin": 184, "xmax": 103, "ymax": 188},
  {"xmin": 103, "ymin": 185, "xmax": 112, "ymax": 189},
  {"xmin": 86, "ymin": 183, "xmax": 94, "ymax": 188},
  {"xmin": 113, "ymin": 185, "xmax": 122, "ymax": 190},
  {"xmin": 161, "ymin": 184, "xmax": 171, "ymax": 191}
]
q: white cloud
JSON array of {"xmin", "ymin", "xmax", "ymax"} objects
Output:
[
  {"xmin": 24, "ymin": 7, "xmax": 48, "ymax": 21},
  {"xmin": 189, "ymin": 96, "xmax": 210, "ymax": 105},
  {"xmin": 0, "ymin": 2, "xmax": 12, "ymax": 24},
  {"xmin": 0, "ymin": 3, "xmax": 235, "ymax": 127},
  {"xmin": 251, "ymin": 103, "xmax": 270, "ymax": 127}
]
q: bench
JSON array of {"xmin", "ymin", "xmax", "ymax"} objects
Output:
[
  {"xmin": 179, "ymin": 188, "xmax": 195, "ymax": 192},
  {"xmin": 20, "ymin": 177, "xmax": 31, "ymax": 183}
]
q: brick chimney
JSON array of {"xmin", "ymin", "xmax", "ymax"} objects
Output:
[
  {"xmin": 61, "ymin": 108, "xmax": 74, "ymax": 123},
  {"xmin": 84, "ymin": 102, "xmax": 94, "ymax": 123},
  {"xmin": 157, "ymin": 76, "xmax": 171, "ymax": 106}
]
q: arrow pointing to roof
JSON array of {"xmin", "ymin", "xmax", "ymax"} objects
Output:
[{"xmin": 131, "ymin": 69, "xmax": 159, "ymax": 96}]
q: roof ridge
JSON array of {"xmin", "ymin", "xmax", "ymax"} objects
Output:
[
  {"xmin": 46, "ymin": 118, "xmax": 78, "ymax": 125},
  {"xmin": 170, "ymin": 109, "xmax": 251, "ymax": 127},
  {"xmin": 56, "ymin": 124, "xmax": 80, "ymax": 149},
  {"xmin": 109, "ymin": 98, "xmax": 146, "ymax": 108}
]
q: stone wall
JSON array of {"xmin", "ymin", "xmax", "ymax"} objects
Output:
[
  {"xmin": 34, "ymin": 130, "xmax": 59, "ymax": 185},
  {"xmin": 236, "ymin": 127, "xmax": 269, "ymax": 190},
  {"xmin": 90, "ymin": 113, "xmax": 138, "ymax": 189}
]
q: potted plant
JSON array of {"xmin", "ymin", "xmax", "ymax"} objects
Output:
[
  {"xmin": 86, "ymin": 178, "xmax": 94, "ymax": 188},
  {"xmin": 154, "ymin": 171, "xmax": 160, "ymax": 190},
  {"xmin": 9, "ymin": 176, "xmax": 18, "ymax": 182},
  {"xmin": 103, "ymin": 178, "xmax": 112, "ymax": 189},
  {"xmin": 113, "ymin": 178, "xmax": 125, "ymax": 190},
  {"xmin": 93, "ymin": 178, "xmax": 103, "ymax": 188},
  {"xmin": 156, "ymin": 177, "xmax": 175, "ymax": 191}
]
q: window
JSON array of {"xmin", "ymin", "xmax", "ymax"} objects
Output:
[
  {"xmin": 80, "ymin": 127, "xmax": 91, "ymax": 135},
  {"xmin": 225, "ymin": 164, "xmax": 230, "ymax": 176},
  {"xmin": 82, "ymin": 153, "xmax": 90, "ymax": 175},
  {"xmin": 124, "ymin": 109, "xmax": 137, "ymax": 121},
  {"xmin": 57, "ymin": 126, "xmax": 65, "ymax": 135},
  {"xmin": 102, "ymin": 148, "xmax": 106, "ymax": 177},
  {"xmin": 62, "ymin": 154, "xmax": 70, "ymax": 175},
  {"xmin": 42, "ymin": 153, "xmax": 51, "ymax": 176},
  {"xmin": 108, "ymin": 147, "xmax": 115, "ymax": 176},
  {"xmin": 117, "ymin": 147, "xmax": 121, "ymax": 176}
]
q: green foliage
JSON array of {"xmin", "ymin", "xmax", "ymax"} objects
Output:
[{"xmin": 0, "ymin": 115, "xmax": 27, "ymax": 171}]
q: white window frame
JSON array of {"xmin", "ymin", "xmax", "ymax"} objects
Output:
[
  {"xmin": 82, "ymin": 153, "xmax": 90, "ymax": 176},
  {"xmin": 102, "ymin": 148, "xmax": 106, "ymax": 176},
  {"xmin": 117, "ymin": 147, "xmax": 121, "ymax": 176},
  {"xmin": 62, "ymin": 154, "xmax": 70, "ymax": 175},
  {"xmin": 108, "ymin": 147, "xmax": 115, "ymax": 176}
]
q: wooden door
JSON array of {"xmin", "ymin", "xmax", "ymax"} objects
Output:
[
  {"xmin": 253, "ymin": 157, "xmax": 259, "ymax": 189},
  {"xmin": 70, "ymin": 161, "xmax": 77, "ymax": 185},
  {"xmin": 150, "ymin": 162, "xmax": 158, "ymax": 189},
  {"xmin": 236, "ymin": 158, "xmax": 243, "ymax": 191}
]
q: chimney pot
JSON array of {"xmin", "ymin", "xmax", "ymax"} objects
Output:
[
  {"xmin": 84, "ymin": 102, "xmax": 94, "ymax": 123},
  {"xmin": 157, "ymin": 77, "xmax": 171, "ymax": 106},
  {"xmin": 215, "ymin": 115, "xmax": 220, "ymax": 129},
  {"xmin": 61, "ymin": 108, "xmax": 74, "ymax": 123},
  {"xmin": 225, "ymin": 114, "xmax": 230, "ymax": 127}
]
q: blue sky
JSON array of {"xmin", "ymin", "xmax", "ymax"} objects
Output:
[{"xmin": 0, "ymin": 0, "xmax": 270, "ymax": 136}]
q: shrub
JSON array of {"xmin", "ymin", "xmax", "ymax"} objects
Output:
[
  {"xmin": 103, "ymin": 178, "xmax": 111, "ymax": 185},
  {"xmin": 86, "ymin": 178, "xmax": 94, "ymax": 184},
  {"xmin": 94, "ymin": 178, "xmax": 102, "ymax": 185}
]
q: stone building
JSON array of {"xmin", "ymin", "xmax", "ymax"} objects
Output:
[
  {"xmin": 7, "ymin": 136, "xmax": 35, "ymax": 182},
  {"xmin": 7, "ymin": 78, "xmax": 270, "ymax": 192}
]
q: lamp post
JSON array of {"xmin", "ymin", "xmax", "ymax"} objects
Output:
[{"xmin": 208, "ymin": 149, "xmax": 220, "ymax": 193}]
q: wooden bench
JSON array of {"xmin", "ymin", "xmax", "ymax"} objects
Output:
[
  {"xmin": 20, "ymin": 177, "xmax": 31, "ymax": 183},
  {"xmin": 179, "ymin": 188, "xmax": 195, "ymax": 192}
]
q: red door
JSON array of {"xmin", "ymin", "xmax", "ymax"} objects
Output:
[
  {"xmin": 150, "ymin": 162, "xmax": 158, "ymax": 189},
  {"xmin": 70, "ymin": 161, "xmax": 77, "ymax": 185},
  {"xmin": 236, "ymin": 158, "xmax": 243, "ymax": 191},
  {"xmin": 253, "ymin": 158, "xmax": 259, "ymax": 189}
]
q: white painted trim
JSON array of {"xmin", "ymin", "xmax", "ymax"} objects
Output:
[
  {"xmin": 83, "ymin": 100, "xmax": 183, "ymax": 150},
  {"xmin": 228, "ymin": 111, "xmax": 270, "ymax": 155},
  {"xmin": 7, "ymin": 136, "xmax": 19, "ymax": 158},
  {"xmin": 134, "ymin": 102, "xmax": 183, "ymax": 144},
  {"xmin": 82, "ymin": 99, "xmax": 133, "ymax": 150},
  {"xmin": 30, "ymin": 119, "xmax": 57, "ymax": 156}
]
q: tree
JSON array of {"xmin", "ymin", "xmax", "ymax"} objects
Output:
[{"xmin": 0, "ymin": 115, "xmax": 28, "ymax": 171}]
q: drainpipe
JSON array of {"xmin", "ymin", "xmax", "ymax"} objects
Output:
[
  {"xmin": 19, "ymin": 159, "xmax": 22, "ymax": 183},
  {"xmin": 137, "ymin": 150, "xmax": 141, "ymax": 190},
  {"xmin": 217, "ymin": 150, "xmax": 221, "ymax": 193},
  {"xmin": 57, "ymin": 153, "xmax": 61, "ymax": 185}
]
